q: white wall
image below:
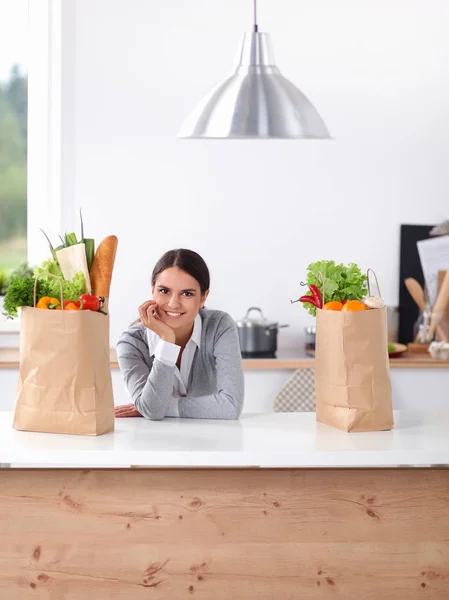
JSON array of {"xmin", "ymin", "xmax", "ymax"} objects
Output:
[{"xmin": 61, "ymin": 0, "xmax": 449, "ymax": 349}]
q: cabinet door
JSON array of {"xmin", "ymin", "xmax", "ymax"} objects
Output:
[{"xmin": 0, "ymin": 370, "xmax": 18, "ymax": 410}]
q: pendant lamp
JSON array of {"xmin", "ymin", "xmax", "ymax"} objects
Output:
[{"xmin": 178, "ymin": 0, "xmax": 330, "ymax": 139}]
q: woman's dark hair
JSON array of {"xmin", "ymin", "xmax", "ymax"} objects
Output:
[{"xmin": 151, "ymin": 249, "xmax": 210, "ymax": 294}]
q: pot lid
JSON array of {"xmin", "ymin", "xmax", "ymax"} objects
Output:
[{"xmin": 236, "ymin": 307, "xmax": 277, "ymax": 328}]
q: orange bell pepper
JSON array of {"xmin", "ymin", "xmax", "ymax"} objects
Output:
[{"xmin": 36, "ymin": 296, "xmax": 61, "ymax": 310}]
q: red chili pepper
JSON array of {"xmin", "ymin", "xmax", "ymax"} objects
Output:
[
  {"xmin": 309, "ymin": 284, "xmax": 323, "ymax": 309},
  {"xmin": 299, "ymin": 294, "xmax": 320, "ymax": 309}
]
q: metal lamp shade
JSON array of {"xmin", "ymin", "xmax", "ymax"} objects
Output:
[{"xmin": 178, "ymin": 32, "xmax": 330, "ymax": 140}]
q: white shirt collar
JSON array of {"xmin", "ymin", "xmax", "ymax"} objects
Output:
[
  {"xmin": 190, "ymin": 312, "xmax": 202, "ymax": 348},
  {"xmin": 146, "ymin": 312, "xmax": 202, "ymax": 355}
]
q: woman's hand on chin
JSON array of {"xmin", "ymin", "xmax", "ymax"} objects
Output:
[
  {"xmin": 115, "ymin": 403, "xmax": 143, "ymax": 418},
  {"xmin": 139, "ymin": 300, "xmax": 176, "ymax": 344}
]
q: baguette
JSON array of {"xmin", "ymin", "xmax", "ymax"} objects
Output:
[{"xmin": 90, "ymin": 235, "xmax": 118, "ymax": 298}]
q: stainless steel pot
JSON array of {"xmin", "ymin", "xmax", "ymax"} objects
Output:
[{"xmin": 236, "ymin": 307, "xmax": 288, "ymax": 358}]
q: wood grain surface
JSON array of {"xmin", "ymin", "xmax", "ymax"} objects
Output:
[{"xmin": 0, "ymin": 468, "xmax": 448, "ymax": 599}]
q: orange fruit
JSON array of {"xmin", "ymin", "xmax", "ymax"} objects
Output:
[
  {"xmin": 323, "ymin": 301, "xmax": 343, "ymax": 311},
  {"xmin": 341, "ymin": 300, "xmax": 367, "ymax": 312}
]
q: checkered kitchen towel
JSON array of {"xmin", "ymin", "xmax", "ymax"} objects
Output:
[{"xmin": 273, "ymin": 369, "xmax": 316, "ymax": 412}]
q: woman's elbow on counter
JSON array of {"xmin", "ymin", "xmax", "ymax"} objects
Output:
[
  {"xmin": 134, "ymin": 398, "xmax": 166, "ymax": 421},
  {"xmin": 222, "ymin": 394, "xmax": 244, "ymax": 420},
  {"xmin": 223, "ymin": 411, "xmax": 241, "ymax": 421},
  {"xmin": 145, "ymin": 412, "xmax": 166, "ymax": 421}
]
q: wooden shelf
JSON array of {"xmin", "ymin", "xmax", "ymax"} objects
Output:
[
  {"xmin": 1, "ymin": 348, "xmax": 449, "ymax": 370},
  {"xmin": 0, "ymin": 348, "xmax": 118, "ymax": 370},
  {"xmin": 241, "ymin": 350, "xmax": 449, "ymax": 370}
]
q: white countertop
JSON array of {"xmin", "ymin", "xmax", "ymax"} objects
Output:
[{"xmin": 1, "ymin": 410, "xmax": 449, "ymax": 468}]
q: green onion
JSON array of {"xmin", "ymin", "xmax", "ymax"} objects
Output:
[
  {"xmin": 64, "ymin": 232, "xmax": 78, "ymax": 247},
  {"xmin": 80, "ymin": 208, "xmax": 85, "ymax": 241},
  {"xmin": 79, "ymin": 209, "xmax": 94, "ymax": 271},
  {"xmin": 40, "ymin": 228, "xmax": 58, "ymax": 263},
  {"xmin": 41, "ymin": 211, "xmax": 94, "ymax": 273},
  {"xmin": 84, "ymin": 238, "xmax": 95, "ymax": 271}
]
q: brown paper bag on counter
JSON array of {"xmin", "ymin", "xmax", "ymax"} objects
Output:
[
  {"xmin": 13, "ymin": 306, "xmax": 114, "ymax": 436},
  {"xmin": 315, "ymin": 271, "xmax": 393, "ymax": 433}
]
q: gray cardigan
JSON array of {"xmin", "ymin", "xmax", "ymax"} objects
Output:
[{"xmin": 116, "ymin": 309, "xmax": 244, "ymax": 420}]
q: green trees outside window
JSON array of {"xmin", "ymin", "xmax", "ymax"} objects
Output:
[{"xmin": 0, "ymin": 65, "xmax": 27, "ymax": 273}]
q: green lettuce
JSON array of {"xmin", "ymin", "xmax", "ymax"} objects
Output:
[
  {"xmin": 303, "ymin": 260, "xmax": 368, "ymax": 316},
  {"xmin": 34, "ymin": 259, "xmax": 61, "ymax": 279},
  {"xmin": 33, "ymin": 260, "xmax": 86, "ymax": 303}
]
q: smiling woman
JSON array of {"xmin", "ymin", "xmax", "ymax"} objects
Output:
[{"xmin": 115, "ymin": 249, "xmax": 244, "ymax": 420}]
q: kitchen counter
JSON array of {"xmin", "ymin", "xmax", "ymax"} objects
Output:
[
  {"xmin": 1, "ymin": 346, "xmax": 448, "ymax": 369},
  {"xmin": 1, "ymin": 411, "xmax": 448, "ymax": 598},
  {"xmin": 1, "ymin": 410, "xmax": 449, "ymax": 468}
]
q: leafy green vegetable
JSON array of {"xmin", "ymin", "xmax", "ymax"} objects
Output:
[
  {"xmin": 3, "ymin": 257, "xmax": 87, "ymax": 318},
  {"xmin": 58, "ymin": 272, "xmax": 86, "ymax": 302},
  {"xmin": 34, "ymin": 260, "xmax": 86, "ymax": 302},
  {"xmin": 64, "ymin": 232, "xmax": 78, "ymax": 246},
  {"xmin": 83, "ymin": 238, "xmax": 95, "ymax": 271},
  {"xmin": 34, "ymin": 259, "xmax": 62, "ymax": 279},
  {"xmin": 79, "ymin": 209, "xmax": 95, "ymax": 270},
  {"xmin": 303, "ymin": 260, "xmax": 368, "ymax": 316},
  {"xmin": 2, "ymin": 277, "xmax": 49, "ymax": 319},
  {"xmin": 40, "ymin": 229, "xmax": 58, "ymax": 263},
  {"xmin": 40, "ymin": 210, "xmax": 94, "ymax": 270},
  {"xmin": 388, "ymin": 343, "xmax": 396, "ymax": 353}
]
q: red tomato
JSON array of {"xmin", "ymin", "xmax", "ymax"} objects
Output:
[
  {"xmin": 63, "ymin": 299, "xmax": 81, "ymax": 309},
  {"xmin": 65, "ymin": 302, "xmax": 80, "ymax": 311},
  {"xmin": 79, "ymin": 294, "xmax": 101, "ymax": 311}
]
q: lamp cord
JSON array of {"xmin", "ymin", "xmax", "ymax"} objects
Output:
[{"xmin": 253, "ymin": 0, "xmax": 258, "ymax": 32}]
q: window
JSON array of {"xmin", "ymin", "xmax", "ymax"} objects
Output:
[
  {"xmin": 0, "ymin": 2, "xmax": 67, "ymax": 334},
  {"xmin": 0, "ymin": 0, "xmax": 28, "ymax": 276}
]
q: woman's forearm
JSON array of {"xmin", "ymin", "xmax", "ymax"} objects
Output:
[
  {"xmin": 178, "ymin": 389, "xmax": 243, "ymax": 419},
  {"xmin": 134, "ymin": 359, "xmax": 176, "ymax": 420}
]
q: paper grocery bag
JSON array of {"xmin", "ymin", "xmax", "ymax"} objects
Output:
[
  {"xmin": 13, "ymin": 307, "xmax": 115, "ymax": 436},
  {"xmin": 315, "ymin": 304, "xmax": 393, "ymax": 433}
]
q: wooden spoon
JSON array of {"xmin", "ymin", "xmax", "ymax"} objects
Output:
[
  {"xmin": 426, "ymin": 270, "xmax": 449, "ymax": 342},
  {"xmin": 404, "ymin": 278, "xmax": 426, "ymax": 310}
]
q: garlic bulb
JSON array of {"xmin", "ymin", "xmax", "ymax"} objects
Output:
[
  {"xmin": 364, "ymin": 296, "xmax": 386, "ymax": 309},
  {"xmin": 428, "ymin": 341, "xmax": 449, "ymax": 360}
]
